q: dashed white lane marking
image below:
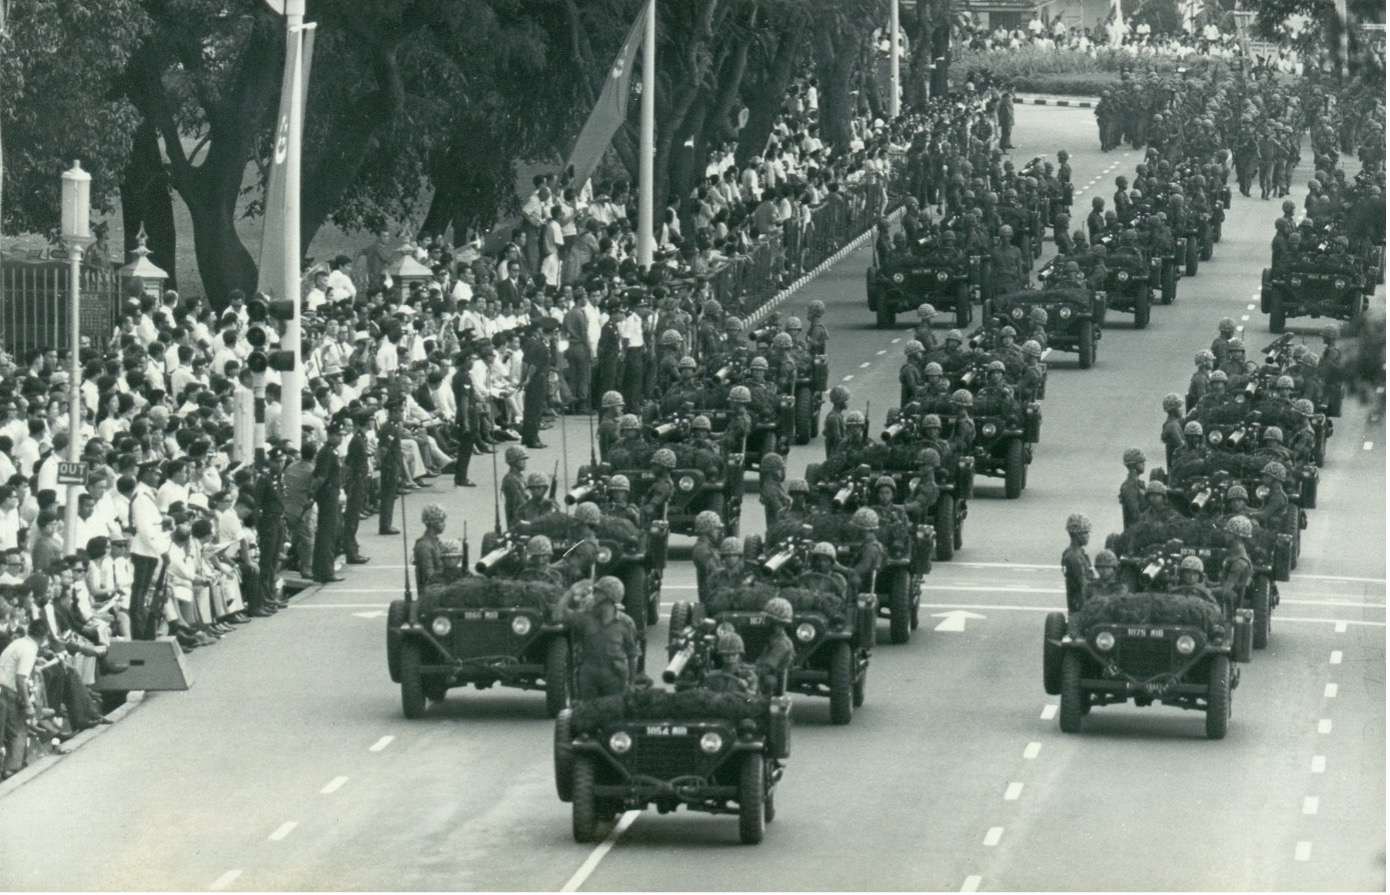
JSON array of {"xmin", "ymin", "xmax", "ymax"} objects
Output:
[
  {"xmin": 1318, "ymin": 718, "xmax": 1333, "ymax": 734},
  {"xmin": 560, "ymin": 810, "xmax": 641, "ymax": 892},
  {"xmin": 1334, "ymin": 621, "xmax": 1348, "ymax": 633},
  {"xmin": 1295, "ymin": 841, "xmax": 1313, "ymax": 862},
  {"xmin": 1324, "ymin": 683, "xmax": 1339, "ymax": 698},
  {"xmin": 321, "ymin": 776, "xmax": 348, "ymax": 795},
  {"xmin": 983, "ymin": 827, "xmax": 1004, "ymax": 847},
  {"xmin": 891, "ymin": 337, "xmax": 902, "ymax": 344},
  {"xmin": 1240, "ymin": 315, "xmax": 1250, "ymax": 322},
  {"xmin": 1311, "ymin": 755, "xmax": 1327, "ymax": 773},
  {"xmin": 876, "ymin": 349, "xmax": 887, "ymax": 355},
  {"xmin": 859, "ymin": 361, "xmax": 871, "ymax": 368},
  {"xmin": 268, "ymin": 821, "xmax": 298, "ymax": 842},
  {"xmin": 961, "ymin": 875, "xmax": 983, "ymax": 893},
  {"xmin": 1363, "ymin": 441, "xmax": 1374, "ymax": 451},
  {"xmin": 1040, "ymin": 704, "xmax": 1057, "ymax": 720},
  {"xmin": 369, "ymin": 736, "xmax": 394, "ymax": 752},
  {"xmin": 1004, "ymin": 782, "xmax": 1024, "ymax": 801},
  {"xmin": 842, "ymin": 374, "xmax": 854, "ymax": 381},
  {"xmin": 1330, "ymin": 651, "xmax": 1343, "ymax": 665},
  {"xmin": 1247, "ymin": 304, "xmax": 1256, "ymax": 310},
  {"xmin": 210, "ymin": 870, "xmax": 242, "ymax": 891},
  {"xmin": 1303, "ymin": 796, "xmax": 1320, "ymax": 815},
  {"xmin": 1023, "ymin": 742, "xmax": 1041, "ymax": 759}
]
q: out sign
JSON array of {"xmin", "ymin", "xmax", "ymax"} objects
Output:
[{"xmin": 57, "ymin": 461, "xmax": 88, "ymax": 486}]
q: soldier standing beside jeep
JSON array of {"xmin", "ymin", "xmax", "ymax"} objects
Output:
[{"xmin": 560, "ymin": 576, "xmax": 639, "ymax": 700}]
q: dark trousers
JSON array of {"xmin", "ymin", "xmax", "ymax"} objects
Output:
[
  {"xmin": 522, "ymin": 381, "xmax": 546, "ymax": 446},
  {"xmin": 258, "ymin": 516, "xmax": 285, "ymax": 599},
  {"xmin": 1, "ymin": 686, "xmax": 26, "ymax": 774},
  {"xmin": 43, "ymin": 663, "xmax": 100, "ymax": 731},
  {"xmin": 621, "ymin": 351, "xmax": 646, "ymax": 409},
  {"xmin": 341, "ymin": 484, "xmax": 367, "ymax": 560},
  {"xmin": 130, "ymin": 554, "xmax": 164, "ymax": 640},
  {"xmin": 566, "ymin": 347, "xmax": 593, "ymax": 411},
  {"xmin": 454, "ymin": 422, "xmax": 475, "ymax": 485},
  {"xmin": 379, "ymin": 456, "xmax": 400, "ymax": 533},
  {"xmin": 313, "ymin": 495, "xmax": 341, "ymax": 582}
]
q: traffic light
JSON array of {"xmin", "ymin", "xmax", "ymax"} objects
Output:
[{"xmin": 268, "ymin": 299, "xmax": 295, "ymax": 321}]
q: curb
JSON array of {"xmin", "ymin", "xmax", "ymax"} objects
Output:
[
  {"xmin": 746, "ymin": 207, "xmax": 906, "ymax": 328},
  {"xmin": 1015, "ymin": 95, "xmax": 1098, "ymax": 109},
  {"xmin": 0, "ymin": 690, "xmax": 148, "ymax": 796}
]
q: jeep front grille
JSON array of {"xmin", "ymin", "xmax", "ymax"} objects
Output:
[
  {"xmin": 1117, "ymin": 638, "xmax": 1173, "ymax": 679},
  {"xmin": 627, "ymin": 736, "xmax": 709, "ymax": 779},
  {"xmin": 452, "ymin": 618, "xmax": 518, "ymax": 657}
]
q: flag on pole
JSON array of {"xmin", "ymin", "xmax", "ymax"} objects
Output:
[
  {"xmin": 563, "ymin": 2, "xmax": 650, "ymax": 193},
  {"xmin": 257, "ymin": 23, "xmax": 316, "ymax": 298}
]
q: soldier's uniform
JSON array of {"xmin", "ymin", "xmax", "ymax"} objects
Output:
[
  {"xmin": 642, "ymin": 473, "xmax": 674, "ymax": 520},
  {"xmin": 796, "ymin": 569, "xmax": 846, "ymax": 600},
  {"xmin": 502, "ymin": 470, "xmax": 528, "ymax": 528},
  {"xmin": 517, "ymin": 496, "xmax": 560, "ymax": 524},
  {"xmin": 515, "ymin": 563, "xmax": 566, "ymax": 587},
  {"xmin": 692, "ymin": 534, "xmax": 720, "ymax": 603},
  {"xmin": 822, "ymin": 407, "xmax": 845, "ymax": 459},
  {"xmin": 597, "ymin": 412, "xmax": 621, "ymax": 460},
  {"xmin": 702, "ymin": 661, "xmax": 759, "ymax": 695},
  {"xmin": 706, "ymin": 562, "xmax": 754, "ymax": 595},
  {"xmin": 849, "ymin": 537, "xmax": 886, "ymax": 595},
  {"xmin": 569, "ymin": 606, "xmax": 639, "ymax": 700},
  {"xmin": 754, "ymin": 628, "xmax": 795, "ymax": 696},
  {"xmin": 1061, "ymin": 544, "xmax": 1094, "ymax": 613},
  {"xmin": 1119, "ymin": 474, "xmax": 1145, "ymax": 530}
]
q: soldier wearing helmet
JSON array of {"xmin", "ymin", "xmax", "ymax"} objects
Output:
[
  {"xmin": 702, "ymin": 631, "xmax": 758, "ymax": 695},
  {"xmin": 848, "ymin": 507, "xmax": 886, "ymax": 595},
  {"xmin": 516, "ymin": 470, "xmax": 560, "ymax": 524},
  {"xmin": 991, "ymin": 223, "xmax": 1027, "ymax": 295},
  {"xmin": 1091, "ymin": 549, "xmax": 1126, "ymax": 598},
  {"xmin": 1172, "ymin": 555, "xmax": 1216, "ymax": 603},
  {"xmin": 1140, "ymin": 478, "xmax": 1180, "ymax": 525},
  {"xmin": 783, "ymin": 477, "xmax": 811, "ymax": 527},
  {"xmin": 992, "ymin": 326, "xmax": 1025, "ymax": 370},
  {"xmin": 643, "ymin": 448, "xmax": 677, "ymax": 520},
  {"xmin": 1212, "ymin": 318, "xmax": 1237, "ymax": 365},
  {"xmin": 900, "ymin": 341, "xmax": 926, "ymax": 408},
  {"xmin": 558, "ymin": 573, "xmax": 639, "ymax": 699},
  {"xmin": 1219, "ymin": 337, "xmax": 1252, "ymax": 385},
  {"xmin": 754, "ymin": 597, "xmax": 795, "ymax": 695},
  {"xmin": 1119, "ymin": 447, "xmax": 1147, "ymax": 530},
  {"xmin": 602, "ymin": 473, "xmax": 642, "ymax": 529},
  {"xmin": 723, "ymin": 384, "xmax": 753, "ymax": 454},
  {"xmin": 824, "ymin": 385, "xmax": 850, "ymax": 458},
  {"xmin": 798, "ymin": 541, "xmax": 848, "ymax": 601},
  {"xmin": 1286, "ymin": 402, "xmax": 1318, "ymax": 462},
  {"xmin": 687, "ymin": 415, "xmax": 724, "ymax": 480},
  {"xmin": 746, "ymin": 355, "xmax": 777, "ymax": 410},
  {"xmin": 413, "ymin": 504, "xmax": 449, "ymax": 590},
  {"xmin": 948, "ymin": 389, "xmax": 976, "ymax": 458},
  {"xmin": 805, "ymin": 300, "xmax": 828, "ymax": 356},
  {"xmin": 1025, "ymin": 307, "xmax": 1049, "ymax": 351},
  {"xmin": 516, "ymin": 535, "xmax": 565, "ymax": 587},
  {"xmin": 501, "ymin": 445, "xmax": 530, "ymax": 527},
  {"xmin": 706, "ymin": 536, "xmax": 753, "ymax": 594},
  {"xmin": 978, "ymin": 359, "xmax": 1015, "ymax": 409},
  {"xmin": 917, "ymin": 414, "xmax": 953, "ymax": 466},
  {"xmin": 839, "ymin": 409, "xmax": 869, "ymax": 454},
  {"xmin": 606, "ymin": 414, "xmax": 651, "ymax": 469},
  {"xmin": 1217, "ymin": 516, "xmax": 1254, "ymax": 611},
  {"xmin": 1189, "ymin": 349, "xmax": 1215, "ymax": 409},
  {"xmin": 692, "ymin": 510, "xmax": 726, "ymax": 604},
  {"xmin": 655, "ymin": 329, "xmax": 685, "ymax": 393},
  {"xmin": 1160, "ymin": 393, "xmax": 1186, "ymax": 468},
  {"xmin": 1216, "ymin": 485, "xmax": 1258, "ymax": 532},
  {"xmin": 1188, "ymin": 369, "xmax": 1230, "ymax": 421},
  {"xmin": 872, "ymin": 474, "xmax": 908, "ymax": 528},
  {"xmin": 1017, "ymin": 341, "xmax": 1045, "ymax": 401},
  {"xmin": 759, "ymin": 452, "xmax": 790, "ymax": 530},
  {"xmin": 1256, "ymin": 426, "xmax": 1293, "ymax": 465},
  {"xmin": 1062, "ymin": 512, "xmax": 1095, "ymax": 611},
  {"xmin": 1250, "ymin": 461, "xmax": 1290, "ymax": 528},
  {"xmin": 597, "ymin": 391, "xmax": 626, "ymax": 459},
  {"xmin": 912, "ymin": 305, "xmax": 939, "ymax": 353}
]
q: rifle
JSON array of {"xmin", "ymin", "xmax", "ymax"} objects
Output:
[
  {"xmin": 549, "ymin": 460, "xmax": 560, "ymax": 502},
  {"xmin": 491, "ymin": 441, "xmax": 502, "ymax": 536}
]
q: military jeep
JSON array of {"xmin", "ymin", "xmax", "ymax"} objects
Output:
[
  {"xmin": 987, "ymin": 286, "xmax": 1104, "ymax": 369},
  {"xmin": 1263, "ymin": 259, "xmax": 1368, "ymax": 333},
  {"xmin": 866, "ymin": 253, "xmax": 978, "ymax": 329},
  {"xmin": 1046, "ymin": 248, "xmax": 1152, "ymax": 328},
  {"xmin": 572, "ymin": 454, "xmax": 743, "ymax": 538}
]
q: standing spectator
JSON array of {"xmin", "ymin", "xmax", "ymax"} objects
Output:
[{"xmin": 311, "ymin": 419, "xmax": 345, "ymax": 584}]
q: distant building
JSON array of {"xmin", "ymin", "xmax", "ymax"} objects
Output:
[{"xmin": 965, "ymin": 0, "xmax": 1112, "ymax": 34}]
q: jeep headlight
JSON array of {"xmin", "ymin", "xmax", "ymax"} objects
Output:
[
  {"xmin": 609, "ymin": 731, "xmax": 632, "ymax": 753},
  {"xmin": 1058, "ymin": 306, "xmax": 1073, "ymax": 319},
  {"xmin": 892, "ymin": 272, "xmax": 905, "ymax": 284},
  {"xmin": 699, "ymin": 732, "xmax": 724, "ymax": 754},
  {"xmin": 678, "ymin": 475, "xmax": 696, "ymax": 492},
  {"xmin": 1289, "ymin": 275, "xmax": 1303, "ymax": 286},
  {"xmin": 510, "ymin": 615, "xmax": 532, "ymax": 636},
  {"xmin": 795, "ymin": 622, "xmax": 816, "ymax": 642},
  {"xmin": 1117, "ymin": 271, "xmax": 1129, "ymax": 282},
  {"xmin": 937, "ymin": 271, "xmax": 949, "ymax": 281},
  {"xmin": 982, "ymin": 422, "xmax": 998, "ymax": 438},
  {"xmin": 1208, "ymin": 430, "xmax": 1223, "ymax": 445},
  {"xmin": 431, "ymin": 616, "xmax": 452, "ymax": 637},
  {"xmin": 1175, "ymin": 634, "xmax": 1196, "ymax": 655},
  {"xmin": 1334, "ymin": 278, "xmax": 1347, "ymax": 289},
  {"xmin": 1255, "ymin": 485, "xmax": 1270, "ymax": 501},
  {"xmin": 596, "ymin": 545, "xmax": 613, "ymax": 564},
  {"xmin": 1011, "ymin": 307, "xmax": 1024, "ymax": 319},
  {"xmin": 1095, "ymin": 631, "xmax": 1115, "ymax": 651}
]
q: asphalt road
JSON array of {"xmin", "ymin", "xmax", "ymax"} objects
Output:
[{"xmin": 0, "ymin": 105, "xmax": 1382, "ymax": 892}]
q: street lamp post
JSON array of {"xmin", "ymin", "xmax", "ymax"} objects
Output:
[{"xmin": 60, "ymin": 161, "xmax": 94, "ymax": 553}]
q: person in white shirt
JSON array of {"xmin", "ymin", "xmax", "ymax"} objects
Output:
[
  {"xmin": 156, "ymin": 460, "xmax": 191, "ymax": 512},
  {"xmin": 375, "ymin": 333, "xmax": 402, "ymax": 378},
  {"xmin": 304, "ymin": 269, "xmax": 330, "ymax": 314},
  {"xmin": 326, "ymin": 255, "xmax": 357, "ymax": 305},
  {"xmin": 0, "ymin": 487, "xmax": 20, "ymax": 553}
]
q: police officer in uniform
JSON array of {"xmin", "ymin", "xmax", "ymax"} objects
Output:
[
  {"xmin": 340, "ymin": 412, "xmax": 371, "ymax": 565},
  {"xmin": 312, "ymin": 419, "xmax": 346, "ymax": 583}
]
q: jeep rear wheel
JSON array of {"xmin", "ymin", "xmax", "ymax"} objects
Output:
[
  {"xmin": 877, "ymin": 299, "xmax": 895, "ymax": 329},
  {"xmin": 1058, "ymin": 652, "xmax": 1084, "ymax": 733},
  {"xmin": 888, "ymin": 569, "xmax": 911, "ymax": 645},
  {"xmin": 934, "ymin": 495, "xmax": 956, "ymax": 561},
  {"xmin": 955, "ymin": 283, "xmax": 972, "ymax": 327},
  {"xmin": 828, "ymin": 642, "xmax": 854, "ymax": 725},
  {"xmin": 386, "ymin": 599, "xmax": 406, "ymax": 683},
  {"xmin": 1161, "ymin": 261, "xmax": 1176, "ymax": 304},
  {"xmin": 794, "ymin": 386, "xmax": 813, "ymax": 446},
  {"xmin": 554, "ymin": 710, "xmax": 575, "ymax": 802},
  {"xmin": 1185, "ymin": 237, "xmax": 1199, "ymax": 276},
  {"xmin": 1133, "ymin": 288, "xmax": 1151, "ymax": 329},
  {"xmin": 1004, "ymin": 439, "xmax": 1026, "ymax": 499},
  {"xmin": 400, "ymin": 640, "xmax": 427, "ymax": 719},
  {"xmin": 738, "ymin": 755, "xmax": 766, "ymax": 844},
  {"xmin": 1250, "ymin": 577, "xmax": 1272, "ymax": 650},
  {"xmin": 1206, "ymin": 656, "xmax": 1231, "ymax": 740},
  {"xmin": 1077, "ymin": 321, "xmax": 1096, "ymax": 370},
  {"xmin": 572, "ymin": 756, "xmax": 599, "ymax": 843},
  {"xmin": 1044, "ymin": 612, "xmax": 1067, "ymax": 696},
  {"xmin": 1269, "ymin": 288, "xmax": 1286, "ymax": 333},
  {"xmin": 545, "ymin": 637, "xmax": 570, "ymax": 718},
  {"xmin": 620, "ymin": 565, "xmax": 648, "ymax": 671}
]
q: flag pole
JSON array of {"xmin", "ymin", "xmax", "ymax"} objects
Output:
[
  {"xmin": 637, "ymin": 0, "xmax": 656, "ymax": 271},
  {"xmin": 889, "ymin": 0, "xmax": 901, "ymax": 119},
  {"xmin": 280, "ymin": 0, "xmax": 306, "ymax": 448}
]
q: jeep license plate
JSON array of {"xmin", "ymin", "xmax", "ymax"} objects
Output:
[
  {"xmin": 462, "ymin": 611, "xmax": 501, "ymax": 620},
  {"xmin": 1126, "ymin": 627, "xmax": 1166, "ymax": 638},
  {"xmin": 645, "ymin": 725, "xmax": 688, "ymax": 736}
]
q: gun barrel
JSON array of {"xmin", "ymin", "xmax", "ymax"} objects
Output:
[
  {"xmin": 1142, "ymin": 559, "xmax": 1164, "ymax": 580},
  {"xmin": 763, "ymin": 547, "xmax": 795, "ymax": 574},
  {"xmin": 662, "ymin": 644, "xmax": 695, "ymax": 684},
  {"xmin": 475, "ymin": 547, "xmax": 510, "ymax": 574},
  {"xmin": 882, "ymin": 423, "xmax": 904, "ymax": 442},
  {"xmin": 655, "ymin": 422, "xmax": 678, "ymax": 437},
  {"xmin": 565, "ymin": 485, "xmax": 595, "ymax": 506},
  {"xmin": 1191, "ymin": 488, "xmax": 1212, "ymax": 510},
  {"xmin": 833, "ymin": 486, "xmax": 854, "ymax": 509}
]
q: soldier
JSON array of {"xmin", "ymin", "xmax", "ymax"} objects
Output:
[
  {"xmin": 1216, "ymin": 516, "xmax": 1255, "ymax": 614},
  {"xmin": 900, "ymin": 341, "xmax": 926, "ymax": 408},
  {"xmin": 1160, "ymin": 393, "xmax": 1186, "ymax": 469},
  {"xmin": 871, "ymin": 475, "xmax": 908, "ymax": 529},
  {"xmin": 1251, "ymin": 462, "xmax": 1291, "ymax": 529},
  {"xmin": 1171, "ymin": 421, "xmax": 1211, "ymax": 482},
  {"xmin": 654, "ymin": 329, "xmax": 684, "ymax": 393},
  {"xmin": 665, "ymin": 357, "xmax": 703, "ymax": 411},
  {"xmin": 724, "ymin": 386, "xmax": 753, "ymax": 455},
  {"xmin": 823, "ymin": 386, "xmax": 849, "ymax": 459},
  {"xmin": 1188, "ymin": 350, "xmax": 1215, "ymax": 410},
  {"xmin": 413, "ymin": 503, "xmax": 448, "ymax": 591},
  {"xmin": 805, "ymin": 300, "xmax": 829, "ymax": 356},
  {"xmin": 1061, "ymin": 513, "xmax": 1095, "ymax": 613},
  {"xmin": 992, "ymin": 327, "xmax": 1025, "ymax": 371},
  {"xmin": 1119, "ymin": 447, "xmax": 1147, "ymax": 530},
  {"xmin": 1188, "ymin": 369, "xmax": 1230, "ymax": 420},
  {"xmin": 837, "ymin": 409, "xmax": 869, "ymax": 456},
  {"xmin": 691, "ymin": 510, "xmax": 724, "ymax": 604},
  {"xmin": 311, "ymin": 419, "xmax": 346, "ymax": 584},
  {"xmin": 1215, "ymin": 485, "xmax": 1259, "ymax": 533},
  {"xmin": 377, "ymin": 401, "xmax": 404, "ymax": 536},
  {"xmin": 697, "ymin": 299, "xmax": 723, "ymax": 360},
  {"xmin": 766, "ymin": 333, "xmax": 798, "ymax": 394},
  {"xmin": 948, "ymin": 390, "xmax": 976, "ymax": 459},
  {"xmin": 797, "ymin": 541, "xmax": 848, "ymax": 600},
  {"xmin": 1287, "ymin": 400, "xmax": 1319, "ymax": 463},
  {"xmin": 557, "ymin": 502, "xmax": 603, "ymax": 584},
  {"xmin": 912, "ymin": 305, "xmax": 938, "ymax": 353},
  {"xmin": 1019, "ymin": 342, "xmax": 1045, "ymax": 402},
  {"xmin": 702, "ymin": 631, "xmax": 758, "ymax": 695},
  {"xmin": 516, "ymin": 471, "xmax": 559, "ymax": 524},
  {"xmin": 606, "ymin": 414, "xmax": 648, "ymax": 469},
  {"xmin": 847, "ymin": 507, "xmax": 886, "ymax": 595},
  {"xmin": 596, "ymin": 391, "xmax": 625, "ymax": 460},
  {"xmin": 1086, "ymin": 197, "xmax": 1107, "ymax": 244},
  {"xmin": 561, "ymin": 575, "xmax": 639, "ymax": 700},
  {"xmin": 904, "ymin": 448, "xmax": 941, "ymax": 524},
  {"xmin": 1219, "ymin": 337, "xmax": 1254, "ymax": 387},
  {"xmin": 642, "ymin": 448, "xmax": 677, "ymax": 521},
  {"xmin": 1211, "ymin": 317, "xmax": 1237, "ymax": 366},
  {"xmin": 978, "ymin": 360, "xmax": 1015, "ymax": 409},
  {"xmin": 1256, "ymin": 427, "xmax": 1294, "ymax": 466},
  {"xmin": 937, "ymin": 329, "xmax": 971, "ymax": 374},
  {"xmin": 760, "ymin": 453, "xmax": 790, "ymax": 531},
  {"xmin": 753, "ymin": 597, "xmax": 795, "ymax": 696},
  {"xmin": 602, "ymin": 474, "xmax": 643, "ymax": 529},
  {"xmin": 501, "ymin": 446, "xmax": 529, "ymax": 528},
  {"xmin": 783, "ymin": 316, "xmax": 808, "ymax": 353},
  {"xmin": 1171, "ymin": 555, "xmax": 1217, "ymax": 604},
  {"xmin": 1025, "ymin": 308, "xmax": 1049, "ymax": 352},
  {"xmin": 1090, "ymin": 550, "xmax": 1127, "ymax": 598},
  {"xmin": 1140, "ymin": 480, "xmax": 1181, "ymax": 525},
  {"xmin": 687, "ymin": 416, "xmax": 723, "ymax": 480},
  {"xmin": 706, "ymin": 536, "xmax": 753, "ymax": 594},
  {"xmin": 991, "ymin": 225, "xmax": 1026, "ymax": 295},
  {"xmin": 515, "ymin": 535, "xmax": 565, "ymax": 587},
  {"xmin": 783, "ymin": 477, "xmax": 811, "ymax": 528}
]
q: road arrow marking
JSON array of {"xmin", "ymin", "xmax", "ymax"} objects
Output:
[
  {"xmin": 353, "ymin": 610, "xmax": 387, "ymax": 620},
  {"xmin": 932, "ymin": 610, "xmax": 986, "ymax": 632}
]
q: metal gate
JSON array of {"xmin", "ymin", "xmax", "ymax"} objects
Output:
[{"xmin": 0, "ymin": 255, "xmax": 122, "ymax": 359}]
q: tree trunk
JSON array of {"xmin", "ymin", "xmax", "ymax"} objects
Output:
[
  {"xmin": 818, "ymin": 50, "xmax": 859, "ymax": 152},
  {"xmin": 930, "ymin": 22, "xmax": 951, "ymax": 98},
  {"xmin": 119, "ymin": 119, "xmax": 178, "ymax": 290},
  {"xmin": 737, "ymin": 17, "xmax": 806, "ymax": 167},
  {"xmin": 180, "ymin": 175, "xmax": 258, "ymax": 306}
]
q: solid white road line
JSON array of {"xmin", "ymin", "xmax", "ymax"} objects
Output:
[
  {"xmin": 1023, "ymin": 742, "xmax": 1041, "ymax": 759},
  {"xmin": 1295, "ymin": 841, "xmax": 1313, "ymax": 862},
  {"xmin": 1324, "ymin": 683, "xmax": 1339, "ymax": 698},
  {"xmin": 268, "ymin": 821, "xmax": 297, "ymax": 842},
  {"xmin": 983, "ymin": 827, "xmax": 1004, "ymax": 847},
  {"xmin": 960, "ymin": 875, "xmax": 982, "ymax": 892},
  {"xmin": 560, "ymin": 810, "xmax": 640, "ymax": 892},
  {"xmin": 1303, "ymin": 796, "xmax": 1320, "ymax": 815},
  {"xmin": 1318, "ymin": 719, "xmax": 1332, "ymax": 734},
  {"xmin": 369, "ymin": 736, "xmax": 394, "ymax": 752},
  {"xmin": 1004, "ymin": 782, "xmax": 1024, "ymax": 801},
  {"xmin": 321, "ymin": 776, "xmax": 348, "ymax": 795},
  {"xmin": 210, "ymin": 870, "xmax": 242, "ymax": 891},
  {"xmin": 1040, "ymin": 704, "xmax": 1057, "ymax": 721},
  {"xmin": 1311, "ymin": 755, "xmax": 1327, "ymax": 773},
  {"xmin": 1330, "ymin": 651, "xmax": 1343, "ymax": 665}
]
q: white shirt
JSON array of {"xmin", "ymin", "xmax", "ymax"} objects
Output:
[
  {"xmin": 130, "ymin": 484, "xmax": 170, "ymax": 559},
  {"xmin": 376, "ymin": 341, "xmax": 401, "ymax": 377},
  {"xmin": 617, "ymin": 313, "xmax": 645, "ymax": 348},
  {"xmin": 0, "ymin": 635, "xmax": 39, "ymax": 690},
  {"xmin": 326, "ymin": 269, "xmax": 357, "ymax": 304}
]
